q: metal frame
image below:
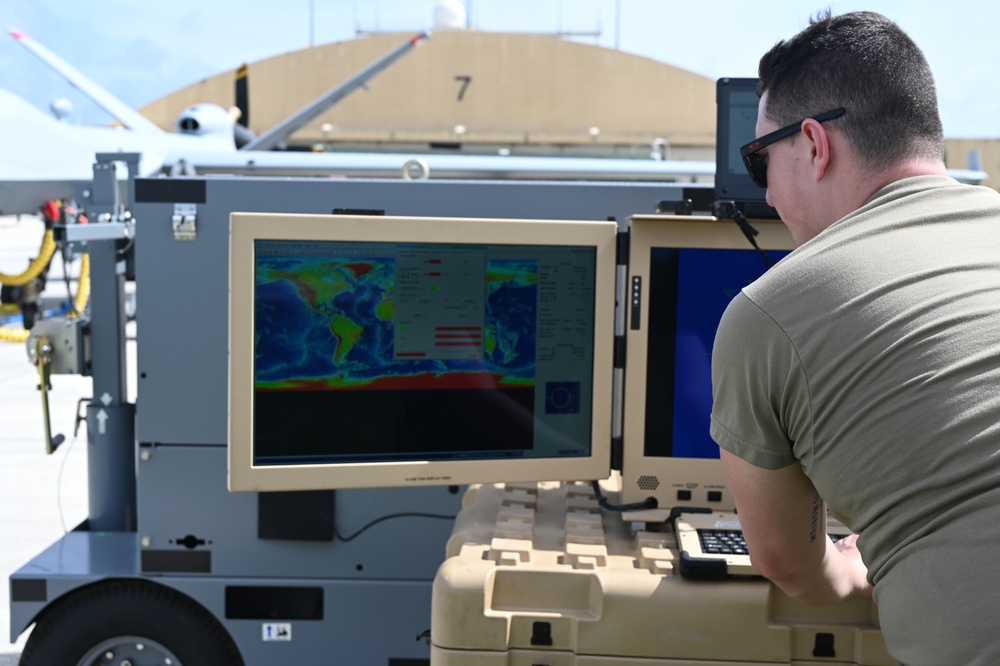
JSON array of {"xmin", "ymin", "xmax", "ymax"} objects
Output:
[{"xmin": 10, "ymin": 166, "xmax": 699, "ymax": 664}]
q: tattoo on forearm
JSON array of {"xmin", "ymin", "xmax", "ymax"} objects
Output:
[{"xmin": 809, "ymin": 492, "xmax": 822, "ymax": 543}]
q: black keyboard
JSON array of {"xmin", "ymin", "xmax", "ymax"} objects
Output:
[
  {"xmin": 697, "ymin": 528, "xmax": 845, "ymax": 556},
  {"xmin": 697, "ymin": 529, "xmax": 748, "ymax": 555}
]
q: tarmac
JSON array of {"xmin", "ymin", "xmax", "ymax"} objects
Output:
[{"xmin": 0, "ymin": 214, "xmax": 114, "ymax": 661}]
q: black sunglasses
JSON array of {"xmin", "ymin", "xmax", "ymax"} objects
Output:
[{"xmin": 740, "ymin": 107, "xmax": 846, "ymax": 188}]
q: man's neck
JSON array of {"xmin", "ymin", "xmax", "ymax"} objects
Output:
[
  {"xmin": 855, "ymin": 160, "xmax": 950, "ymax": 205},
  {"xmin": 798, "ymin": 160, "xmax": 949, "ymax": 244}
]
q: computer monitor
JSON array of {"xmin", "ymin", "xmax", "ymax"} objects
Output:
[
  {"xmin": 619, "ymin": 215, "xmax": 794, "ymax": 512},
  {"xmin": 715, "ymin": 77, "xmax": 778, "ymax": 218},
  {"xmin": 228, "ymin": 213, "xmax": 617, "ymax": 492}
]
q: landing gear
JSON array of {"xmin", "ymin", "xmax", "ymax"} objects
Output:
[{"xmin": 18, "ymin": 580, "xmax": 243, "ymax": 666}]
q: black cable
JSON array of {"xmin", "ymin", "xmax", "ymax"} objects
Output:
[
  {"xmin": 590, "ymin": 480, "xmax": 657, "ymax": 512},
  {"xmin": 731, "ymin": 208, "xmax": 776, "ymax": 269},
  {"xmin": 334, "ymin": 512, "xmax": 456, "ymax": 543},
  {"xmin": 117, "ymin": 234, "xmax": 135, "ymax": 257},
  {"xmin": 61, "ymin": 252, "xmax": 80, "ymax": 318}
]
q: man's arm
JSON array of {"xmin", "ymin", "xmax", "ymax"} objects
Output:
[{"xmin": 720, "ymin": 448, "xmax": 872, "ymax": 604}]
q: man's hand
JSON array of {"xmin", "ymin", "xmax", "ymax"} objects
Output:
[
  {"xmin": 832, "ymin": 533, "xmax": 873, "ymax": 597},
  {"xmin": 720, "ymin": 449, "xmax": 872, "ymax": 604}
]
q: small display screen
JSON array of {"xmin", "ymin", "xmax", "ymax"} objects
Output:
[
  {"xmin": 252, "ymin": 239, "xmax": 598, "ymax": 466},
  {"xmin": 726, "ymin": 89, "xmax": 761, "ymax": 177},
  {"xmin": 643, "ymin": 247, "xmax": 787, "ymax": 459}
]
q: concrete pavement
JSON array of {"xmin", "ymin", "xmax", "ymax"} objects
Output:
[{"xmin": 1, "ymin": 214, "xmax": 93, "ymax": 659}]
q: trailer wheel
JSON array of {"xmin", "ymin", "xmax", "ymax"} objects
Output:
[{"xmin": 19, "ymin": 579, "xmax": 243, "ymax": 666}]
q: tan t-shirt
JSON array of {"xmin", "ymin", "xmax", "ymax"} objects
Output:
[{"xmin": 710, "ymin": 176, "xmax": 1000, "ymax": 665}]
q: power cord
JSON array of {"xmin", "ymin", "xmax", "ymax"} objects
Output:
[
  {"xmin": 713, "ymin": 200, "xmax": 778, "ymax": 269},
  {"xmin": 335, "ymin": 512, "xmax": 456, "ymax": 542},
  {"xmin": 61, "ymin": 252, "xmax": 80, "ymax": 318},
  {"xmin": 590, "ymin": 480, "xmax": 657, "ymax": 512},
  {"xmin": 731, "ymin": 208, "xmax": 777, "ymax": 269},
  {"xmin": 57, "ymin": 398, "xmax": 91, "ymax": 533}
]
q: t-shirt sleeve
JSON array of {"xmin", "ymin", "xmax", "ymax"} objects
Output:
[{"xmin": 710, "ymin": 292, "xmax": 804, "ymax": 470}]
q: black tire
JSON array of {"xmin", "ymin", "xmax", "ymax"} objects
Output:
[{"xmin": 19, "ymin": 579, "xmax": 243, "ymax": 666}]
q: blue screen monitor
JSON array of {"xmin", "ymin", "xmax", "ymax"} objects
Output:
[{"xmin": 620, "ymin": 215, "xmax": 794, "ymax": 511}]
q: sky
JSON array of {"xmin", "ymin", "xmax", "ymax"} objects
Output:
[{"xmin": 1, "ymin": 0, "xmax": 997, "ymax": 139}]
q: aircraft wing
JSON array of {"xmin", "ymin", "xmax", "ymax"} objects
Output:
[
  {"xmin": 161, "ymin": 149, "xmax": 716, "ymax": 181},
  {"xmin": 242, "ymin": 32, "xmax": 429, "ymax": 151},
  {"xmin": 161, "ymin": 148, "xmax": 985, "ymax": 185},
  {"xmin": 949, "ymin": 149, "xmax": 988, "ymax": 185},
  {"xmin": 947, "ymin": 168, "xmax": 989, "ymax": 185},
  {"xmin": 10, "ymin": 27, "xmax": 164, "ymax": 134}
]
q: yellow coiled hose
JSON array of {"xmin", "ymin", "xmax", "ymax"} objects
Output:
[
  {"xmin": 0, "ymin": 243, "xmax": 90, "ymax": 343},
  {"xmin": 0, "ymin": 229, "xmax": 57, "ymax": 286},
  {"xmin": 70, "ymin": 253, "xmax": 91, "ymax": 318},
  {"xmin": 0, "ymin": 325, "xmax": 30, "ymax": 343}
]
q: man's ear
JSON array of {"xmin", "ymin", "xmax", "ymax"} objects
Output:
[{"xmin": 801, "ymin": 118, "xmax": 832, "ymax": 181}]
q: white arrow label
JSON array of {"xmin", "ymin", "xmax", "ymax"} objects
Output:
[
  {"xmin": 100, "ymin": 392, "xmax": 113, "ymax": 406},
  {"xmin": 262, "ymin": 623, "xmax": 292, "ymax": 641},
  {"xmin": 96, "ymin": 409, "xmax": 108, "ymax": 434}
]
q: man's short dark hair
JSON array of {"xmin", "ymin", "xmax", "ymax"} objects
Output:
[{"xmin": 758, "ymin": 11, "xmax": 944, "ymax": 170}]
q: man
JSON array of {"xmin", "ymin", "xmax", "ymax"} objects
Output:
[{"xmin": 710, "ymin": 10, "xmax": 1000, "ymax": 665}]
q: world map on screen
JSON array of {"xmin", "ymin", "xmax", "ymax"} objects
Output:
[{"xmin": 254, "ymin": 256, "xmax": 537, "ymax": 390}]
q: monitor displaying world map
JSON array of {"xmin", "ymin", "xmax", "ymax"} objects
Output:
[{"xmin": 228, "ymin": 214, "xmax": 616, "ymax": 492}]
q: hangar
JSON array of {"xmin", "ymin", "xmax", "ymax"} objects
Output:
[
  {"xmin": 139, "ymin": 30, "xmax": 717, "ymax": 162},
  {"xmin": 137, "ymin": 28, "xmax": 999, "ymax": 188}
]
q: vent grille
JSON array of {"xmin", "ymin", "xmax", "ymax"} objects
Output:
[{"xmin": 636, "ymin": 475, "xmax": 660, "ymax": 491}]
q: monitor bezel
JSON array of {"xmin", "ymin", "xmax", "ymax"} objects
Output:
[
  {"xmin": 620, "ymin": 215, "xmax": 795, "ymax": 512},
  {"xmin": 229, "ymin": 212, "xmax": 617, "ymax": 492}
]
